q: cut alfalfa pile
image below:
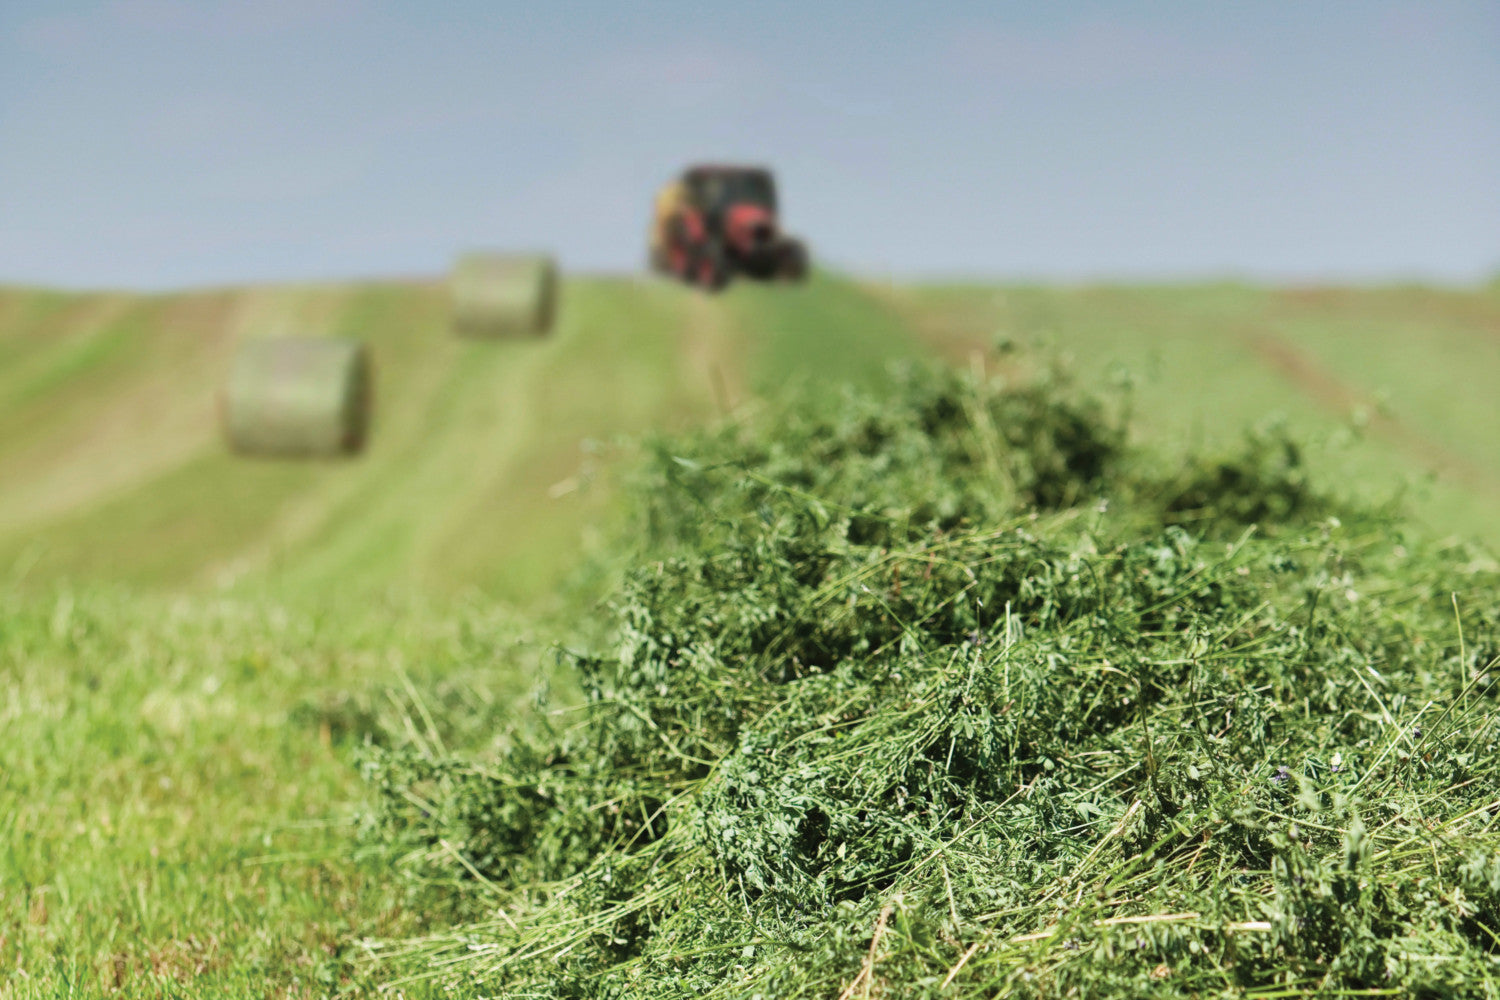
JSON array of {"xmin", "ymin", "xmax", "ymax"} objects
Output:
[{"xmin": 357, "ymin": 362, "xmax": 1500, "ymax": 998}]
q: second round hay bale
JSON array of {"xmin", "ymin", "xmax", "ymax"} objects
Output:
[
  {"xmin": 222, "ymin": 337, "xmax": 371, "ymax": 458},
  {"xmin": 449, "ymin": 252, "xmax": 558, "ymax": 337}
]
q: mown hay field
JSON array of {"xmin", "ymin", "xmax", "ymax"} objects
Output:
[{"xmin": 1, "ymin": 274, "xmax": 1497, "ymax": 996}]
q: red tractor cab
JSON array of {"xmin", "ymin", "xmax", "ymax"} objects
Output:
[{"xmin": 649, "ymin": 165, "xmax": 809, "ymax": 291}]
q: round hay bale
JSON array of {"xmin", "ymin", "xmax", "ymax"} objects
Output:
[
  {"xmin": 449, "ymin": 252, "xmax": 558, "ymax": 337},
  {"xmin": 222, "ymin": 337, "xmax": 371, "ymax": 458}
]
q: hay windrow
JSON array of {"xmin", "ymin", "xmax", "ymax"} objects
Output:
[
  {"xmin": 222, "ymin": 336, "xmax": 370, "ymax": 458},
  {"xmin": 359, "ymin": 361, "xmax": 1500, "ymax": 998}
]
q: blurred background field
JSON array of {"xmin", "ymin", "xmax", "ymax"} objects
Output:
[{"xmin": 2, "ymin": 275, "xmax": 1496, "ymax": 604}]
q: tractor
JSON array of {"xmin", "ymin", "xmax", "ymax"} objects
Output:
[{"xmin": 649, "ymin": 165, "xmax": 809, "ymax": 291}]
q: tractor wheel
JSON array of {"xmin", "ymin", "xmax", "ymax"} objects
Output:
[
  {"xmin": 667, "ymin": 242, "xmax": 691, "ymax": 279},
  {"xmin": 776, "ymin": 239, "xmax": 809, "ymax": 282},
  {"xmin": 694, "ymin": 244, "xmax": 731, "ymax": 292},
  {"xmin": 664, "ymin": 218, "xmax": 695, "ymax": 280}
]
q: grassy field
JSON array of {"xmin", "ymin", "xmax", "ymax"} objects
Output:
[
  {"xmin": 1, "ymin": 272, "xmax": 1497, "ymax": 996},
  {"xmin": 3, "ymin": 276, "xmax": 1498, "ymax": 599},
  {"xmin": 1, "ymin": 588, "xmax": 531, "ymax": 997},
  {"xmin": 874, "ymin": 280, "xmax": 1500, "ymax": 543}
]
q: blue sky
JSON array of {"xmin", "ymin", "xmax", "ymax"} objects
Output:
[{"xmin": 1, "ymin": 1, "xmax": 1496, "ymax": 289}]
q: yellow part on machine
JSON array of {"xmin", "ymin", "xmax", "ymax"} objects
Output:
[{"xmin": 649, "ymin": 181, "xmax": 686, "ymax": 267}]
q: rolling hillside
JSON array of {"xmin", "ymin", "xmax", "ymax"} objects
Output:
[
  {"xmin": 0, "ymin": 275, "xmax": 1496, "ymax": 605},
  {"xmin": 0, "ymin": 274, "xmax": 924, "ymax": 604}
]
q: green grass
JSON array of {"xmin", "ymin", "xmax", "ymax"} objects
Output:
[
  {"xmin": 0, "ymin": 585, "xmax": 543, "ymax": 997},
  {"xmin": 1, "ymin": 272, "xmax": 1499, "ymax": 996},
  {"xmin": 727, "ymin": 271, "xmax": 927, "ymax": 393},
  {"xmin": 877, "ymin": 280, "xmax": 1500, "ymax": 544}
]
